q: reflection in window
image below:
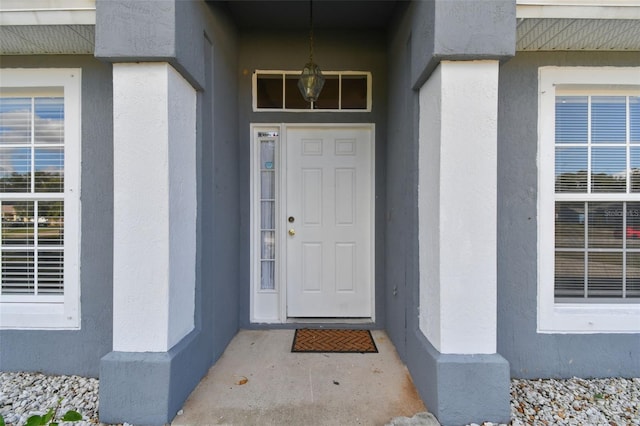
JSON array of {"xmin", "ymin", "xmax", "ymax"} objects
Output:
[
  {"xmin": 554, "ymin": 93, "xmax": 640, "ymax": 301},
  {"xmin": 0, "ymin": 95, "xmax": 65, "ymax": 296}
]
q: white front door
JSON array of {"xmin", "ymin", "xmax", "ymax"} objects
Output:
[{"xmin": 285, "ymin": 125, "xmax": 374, "ymax": 317}]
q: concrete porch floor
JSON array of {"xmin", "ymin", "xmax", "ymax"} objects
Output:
[{"xmin": 172, "ymin": 329, "xmax": 429, "ymax": 426}]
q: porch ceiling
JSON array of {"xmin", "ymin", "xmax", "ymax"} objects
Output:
[{"xmin": 220, "ymin": 0, "xmax": 400, "ymax": 30}]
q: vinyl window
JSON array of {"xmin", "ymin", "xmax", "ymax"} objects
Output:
[
  {"xmin": 0, "ymin": 69, "xmax": 81, "ymax": 329},
  {"xmin": 538, "ymin": 67, "xmax": 640, "ymax": 333}
]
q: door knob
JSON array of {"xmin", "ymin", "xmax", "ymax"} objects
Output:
[{"xmin": 288, "ymin": 228, "xmax": 296, "ymax": 236}]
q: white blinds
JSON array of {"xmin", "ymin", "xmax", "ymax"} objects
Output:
[
  {"xmin": 554, "ymin": 95, "xmax": 640, "ymax": 300},
  {"xmin": 0, "ymin": 95, "xmax": 65, "ymax": 296}
]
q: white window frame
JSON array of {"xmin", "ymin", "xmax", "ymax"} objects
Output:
[
  {"xmin": 538, "ymin": 66, "xmax": 640, "ymax": 333},
  {"xmin": 0, "ymin": 68, "xmax": 81, "ymax": 329},
  {"xmin": 252, "ymin": 71, "xmax": 372, "ymax": 112}
]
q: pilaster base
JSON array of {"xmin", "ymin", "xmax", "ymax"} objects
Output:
[{"xmin": 407, "ymin": 329, "xmax": 511, "ymax": 426}]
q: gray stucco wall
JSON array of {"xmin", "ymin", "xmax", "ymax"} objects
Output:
[
  {"xmin": 497, "ymin": 52, "xmax": 640, "ymax": 379},
  {"xmin": 410, "ymin": 0, "xmax": 515, "ymax": 88},
  {"xmin": 0, "ymin": 56, "xmax": 113, "ymax": 377},
  {"xmin": 384, "ymin": 2, "xmax": 419, "ymax": 361},
  {"xmin": 95, "ymin": 0, "xmax": 205, "ymax": 89},
  {"xmin": 236, "ymin": 29, "xmax": 388, "ymax": 328}
]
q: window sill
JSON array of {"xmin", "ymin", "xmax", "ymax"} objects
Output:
[
  {"xmin": 538, "ymin": 303, "xmax": 640, "ymax": 334},
  {"xmin": 0, "ymin": 302, "xmax": 80, "ymax": 330}
]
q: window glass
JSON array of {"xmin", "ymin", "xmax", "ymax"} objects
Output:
[
  {"xmin": 555, "ymin": 201, "xmax": 585, "ymax": 248},
  {"xmin": 592, "ymin": 96, "xmax": 626, "ymax": 143},
  {"xmin": 631, "ymin": 96, "xmax": 640, "ymax": 143},
  {"xmin": 1, "ymin": 96, "xmax": 65, "ymax": 297},
  {"xmin": 314, "ymin": 75, "xmax": 339, "ymax": 110},
  {"xmin": 591, "ymin": 147, "xmax": 625, "ymax": 193},
  {"xmin": 284, "ymin": 75, "xmax": 310, "ymax": 110},
  {"xmin": 341, "ymin": 75, "xmax": 367, "ymax": 109},
  {"xmin": 256, "ymin": 74, "xmax": 283, "ymax": 109},
  {"xmin": 254, "ymin": 71, "xmax": 370, "ymax": 111},
  {"xmin": 0, "ymin": 98, "xmax": 31, "ymax": 144},
  {"xmin": 555, "ymin": 147, "xmax": 587, "ymax": 193},
  {"xmin": 259, "ymin": 137, "xmax": 276, "ymax": 290},
  {"xmin": 553, "ymin": 93, "xmax": 640, "ymax": 302},
  {"xmin": 556, "ymin": 96, "xmax": 587, "ymax": 143}
]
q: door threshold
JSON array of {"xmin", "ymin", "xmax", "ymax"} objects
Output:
[{"xmin": 286, "ymin": 317, "xmax": 374, "ymax": 325}]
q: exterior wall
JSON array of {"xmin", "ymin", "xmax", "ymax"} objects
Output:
[
  {"xmin": 497, "ymin": 51, "xmax": 640, "ymax": 379},
  {"xmin": 0, "ymin": 55, "xmax": 113, "ymax": 377},
  {"xmin": 384, "ymin": 3, "xmax": 418, "ymax": 360},
  {"xmin": 237, "ymin": 29, "xmax": 388, "ymax": 328},
  {"xmin": 98, "ymin": 1, "xmax": 240, "ymax": 424}
]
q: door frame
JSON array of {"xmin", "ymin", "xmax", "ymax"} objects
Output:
[{"xmin": 250, "ymin": 123, "xmax": 376, "ymax": 324}]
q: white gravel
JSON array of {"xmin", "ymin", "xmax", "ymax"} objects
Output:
[{"xmin": 1, "ymin": 372, "xmax": 639, "ymax": 425}]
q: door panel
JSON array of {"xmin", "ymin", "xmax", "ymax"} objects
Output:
[{"xmin": 286, "ymin": 126, "xmax": 373, "ymax": 317}]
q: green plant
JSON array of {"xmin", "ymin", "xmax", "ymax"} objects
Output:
[
  {"xmin": 1, "ymin": 413, "xmax": 6, "ymax": 426},
  {"xmin": 24, "ymin": 398, "xmax": 82, "ymax": 426}
]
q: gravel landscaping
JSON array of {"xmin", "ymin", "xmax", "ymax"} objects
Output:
[{"xmin": 1, "ymin": 372, "xmax": 638, "ymax": 425}]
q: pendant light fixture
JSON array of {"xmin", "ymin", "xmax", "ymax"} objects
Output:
[{"xmin": 298, "ymin": 0, "xmax": 325, "ymax": 103}]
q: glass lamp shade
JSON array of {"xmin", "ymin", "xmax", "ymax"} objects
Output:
[{"xmin": 298, "ymin": 62, "xmax": 325, "ymax": 102}]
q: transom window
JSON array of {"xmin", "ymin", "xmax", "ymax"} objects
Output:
[
  {"xmin": 538, "ymin": 66, "xmax": 640, "ymax": 333},
  {"xmin": 0, "ymin": 69, "xmax": 81, "ymax": 329},
  {"xmin": 253, "ymin": 71, "xmax": 371, "ymax": 112}
]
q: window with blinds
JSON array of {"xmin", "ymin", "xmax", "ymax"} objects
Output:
[
  {"xmin": 0, "ymin": 93, "xmax": 65, "ymax": 297},
  {"xmin": 554, "ymin": 93, "xmax": 640, "ymax": 302}
]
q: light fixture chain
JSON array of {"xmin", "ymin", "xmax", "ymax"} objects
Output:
[{"xmin": 309, "ymin": 0, "xmax": 314, "ymax": 63}]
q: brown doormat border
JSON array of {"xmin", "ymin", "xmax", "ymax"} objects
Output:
[{"xmin": 291, "ymin": 328, "xmax": 378, "ymax": 353}]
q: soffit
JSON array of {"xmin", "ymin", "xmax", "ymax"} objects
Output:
[
  {"xmin": 517, "ymin": 18, "xmax": 640, "ymax": 51},
  {"xmin": 516, "ymin": 1, "xmax": 640, "ymax": 51},
  {"xmin": 0, "ymin": 25, "xmax": 94, "ymax": 55}
]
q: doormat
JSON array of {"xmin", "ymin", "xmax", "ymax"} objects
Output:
[{"xmin": 291, "ymin": 329, "xmax": 378, "ymax": 353}]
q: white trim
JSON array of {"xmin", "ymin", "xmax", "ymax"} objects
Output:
[
  {"xmin": 250, "ymin": 123, "xmax": 375, "ymax": 323},
  {"xmin": 517, "ymin": 0, "xmax": 640, "ymax": 19},
  {"xmin": 0, "ymin": 68, "xmax": 82, "ymax": 330},
  {"xmin": 0, "ymin": 0, "xmax": 95, "ymax": 26},
  {"xmin": 537, "ymin": 66, "xmax": 640, "ymax": 334}
]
